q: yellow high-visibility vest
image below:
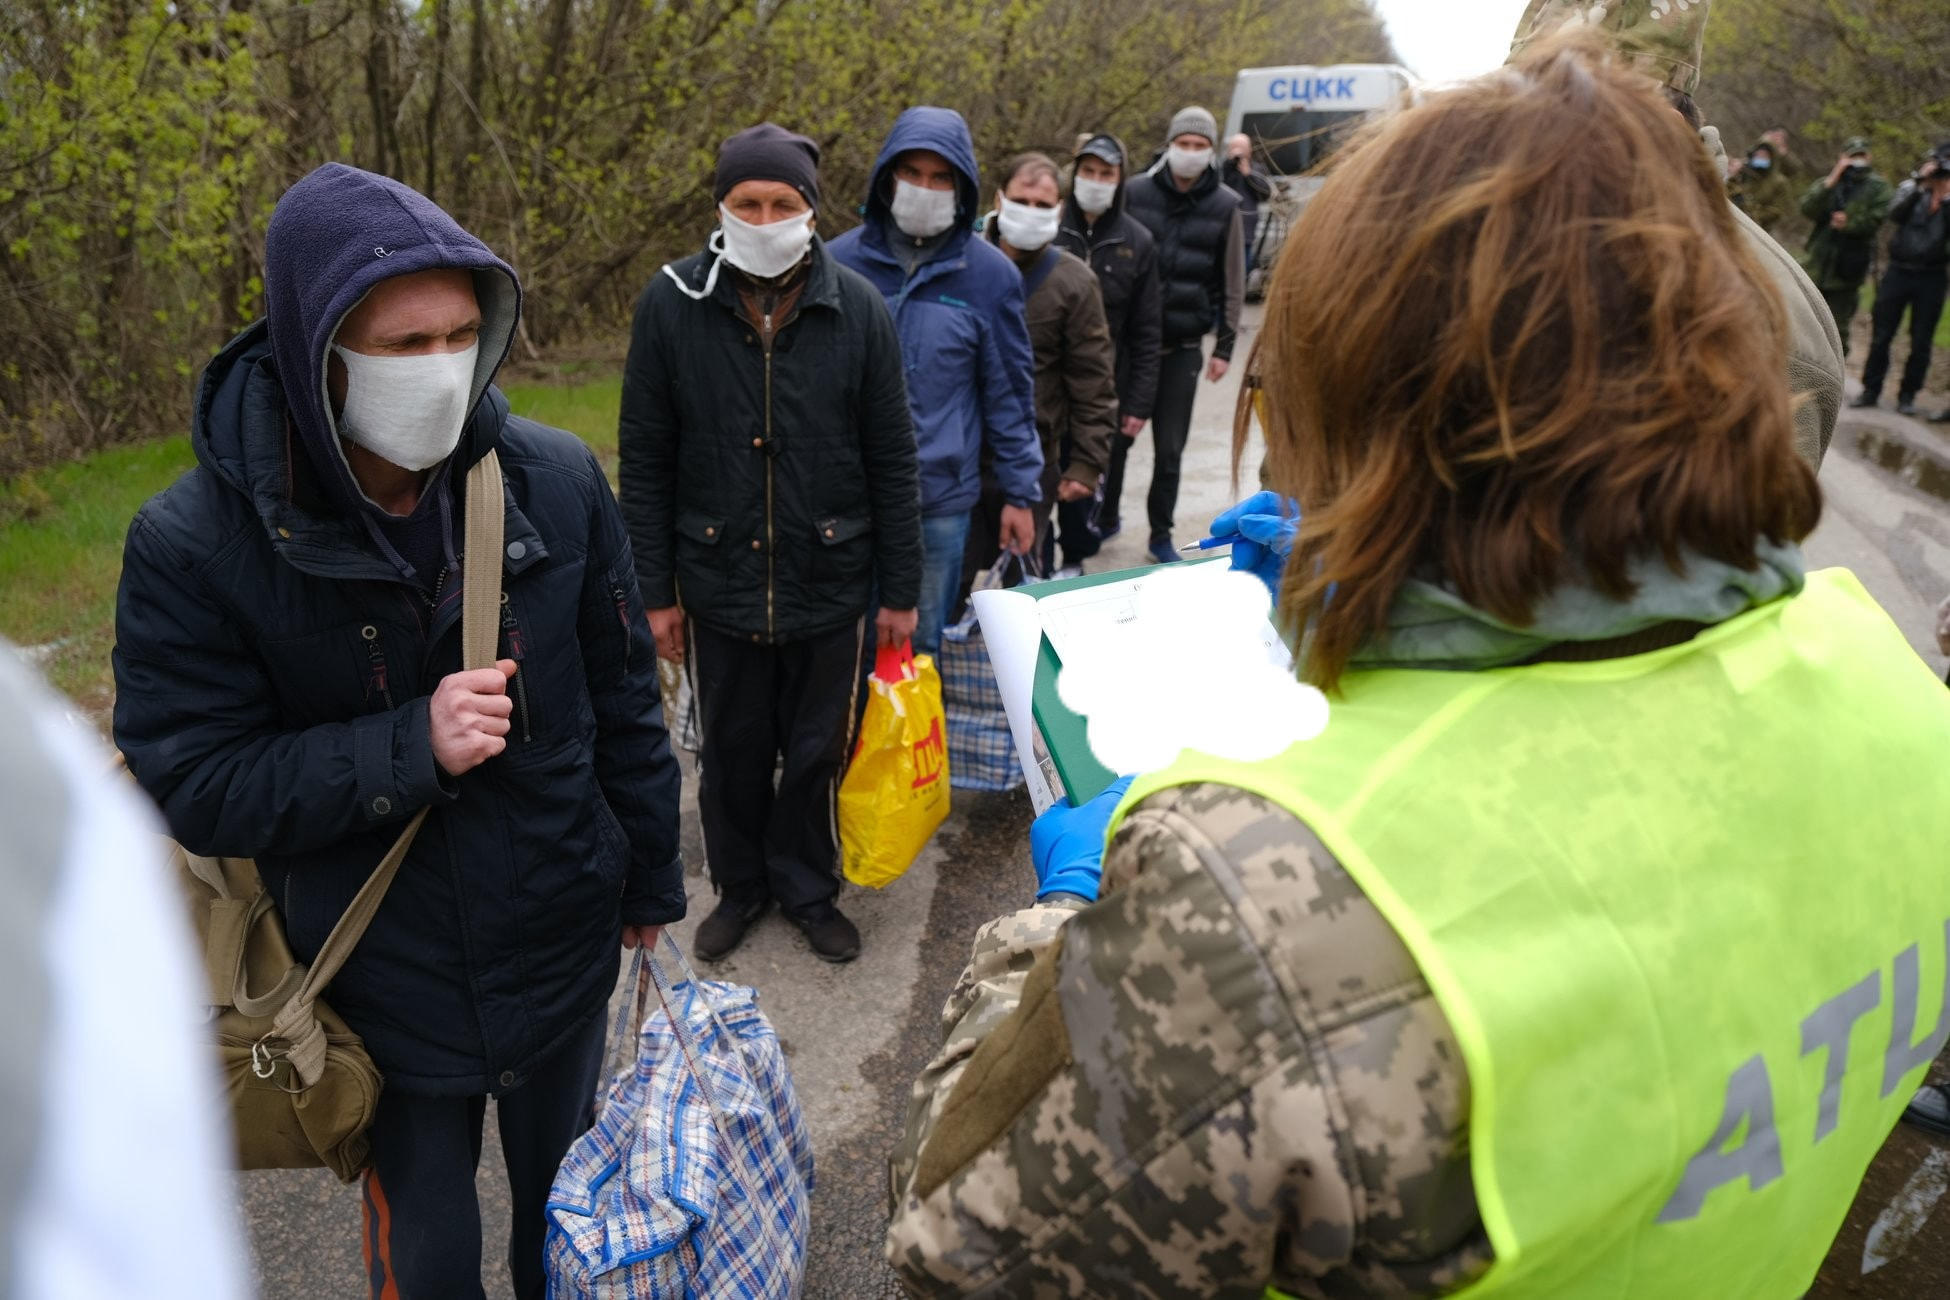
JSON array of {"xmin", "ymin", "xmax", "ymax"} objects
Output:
[{"xmin": 1114, "ymin": 569, "xmax": 1950, "ymax": 1298}]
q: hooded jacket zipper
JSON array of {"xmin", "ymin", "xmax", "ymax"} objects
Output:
[
  {"xmin": 499, "ymin": 593, "xmax": 533, "ymax": 742},
  {"xmin": 361, "ymin": 623, "xmax": 397, "ymax": 711},
  {"xmin": 764, "ymin": 311, "xmax": 776, "ymax": 641}
]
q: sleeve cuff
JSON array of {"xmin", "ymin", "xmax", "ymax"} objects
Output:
[
  {"xmin": 356, "ymin": 700, "xmax": 456, "ymax": 827},
  {"xmin": 1033, "ymin": 891, "xmax": 1092, "ymax": 910},
  {"xmin": 623, "ymin": 855, "xmax": 689, "ymax": 925}
]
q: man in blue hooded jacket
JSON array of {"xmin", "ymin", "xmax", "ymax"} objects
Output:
[
  {"xmin": 829, "ymin": 107, "xmax": 1043, "ymax": 654},
  {"xmin": 113, "ymin": 164, "xmax": 684, "ymax": 1298}
]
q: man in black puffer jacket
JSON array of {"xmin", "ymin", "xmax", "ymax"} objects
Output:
[
  {"xmin": 619, "ymin": 125, "xmax": 922, "ymax": 964},
  {"xmin": 114, "ymin": 164, "xmax": 683, "ymax": 1299},
  {"xmin": 1123, "ymin": 105, "xmax": 1245, "ymax": 563}
]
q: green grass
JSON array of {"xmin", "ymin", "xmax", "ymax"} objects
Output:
[
  {"xmin": 1858, "ymin": 284, "xmax": 1950, "ymax": 353},
  {"xmin": 0, "ymin": 372, "xmax": 624, "ymax": 716}
]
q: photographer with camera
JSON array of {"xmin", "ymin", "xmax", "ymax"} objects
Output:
[
  {"xmin": 1853, "ymin": 142, "xmax": 1950, "ymax": 416},
  {"xmin": 1800, "ymin": 137, "xmax": 1895, "ymax": 354}
]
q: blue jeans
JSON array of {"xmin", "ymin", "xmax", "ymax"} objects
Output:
[{"xmin": 914, "ymin": 510, "xmax": 972, "ymax": 660}]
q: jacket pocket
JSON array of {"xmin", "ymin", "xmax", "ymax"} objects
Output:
[
  {"xmin": 675, "ymin": 511, "xmax": 726, "ymax": 546},
  {"xmin": 813, "ymin": 514, "xmax": 873, "ymax": 586},
  {"xmin": 673, "ymin": 510, "xmax": 727, "ymax": 610}
]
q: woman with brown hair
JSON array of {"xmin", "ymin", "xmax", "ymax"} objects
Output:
[{"xmin": 884, "ymin": 34, "xmax": 1950, "ymax": 1300}]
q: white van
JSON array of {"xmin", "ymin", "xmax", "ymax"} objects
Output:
[{"xmin": 1225, "ymin": 63, "xmax": 1415, "ymax": 287}]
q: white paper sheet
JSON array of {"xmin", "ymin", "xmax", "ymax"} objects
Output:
[
  {"xmin": 1035, "ymin": 563, "xmax": 1293, "ymax": 675},
  {"xmin": 968, "ymin": 587, "xmax": 1061, "ymax": 813}
]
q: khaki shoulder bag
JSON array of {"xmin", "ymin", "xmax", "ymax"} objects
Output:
[{"xmin": 171, "ymin": 450, "xmax": 504, "ymax": 1182}]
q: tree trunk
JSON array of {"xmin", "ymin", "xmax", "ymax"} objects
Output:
[{"xmin": 423, "ymin": 0, "xmax": 449, "ymax": 199}]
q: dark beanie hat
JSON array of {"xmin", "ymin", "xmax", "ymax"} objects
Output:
[{"xmin": 713, "ymin": 123, "xmax": 821, "ymax": 209}]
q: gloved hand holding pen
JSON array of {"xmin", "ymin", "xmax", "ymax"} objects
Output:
[{"xmin": 1206, "ymin": 491, "xmax": 1301, "ymax": 600}]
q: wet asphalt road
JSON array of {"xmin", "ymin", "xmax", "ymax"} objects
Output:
[{"xmin": 230, "ymin": 316, "xmax": 1950, "ymax": 1298}]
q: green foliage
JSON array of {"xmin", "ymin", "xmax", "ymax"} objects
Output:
[
  {"xmin": 0, "ymin": 0, "xmax": 1392, "ymax": 477},
  {"xmin": 1, "ymin": 2, "xmax": 269, "ymax": 476},
  {"xmin": 1704, "ymin": 0, "xmax": 1950, "ymax": 176}
]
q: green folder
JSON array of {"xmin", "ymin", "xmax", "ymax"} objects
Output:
[{"xmin": 1022, "ymin": 558, "xmax": 1223, "ymax": 806}]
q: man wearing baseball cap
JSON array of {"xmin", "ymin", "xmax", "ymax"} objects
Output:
[
  {"xmin": 1055, "ymin": 133, "xmax": 1161, "ymax": 564},
  {"xmin": 619, "ymin": 123, "xmax": 922, "ymax": 963}
]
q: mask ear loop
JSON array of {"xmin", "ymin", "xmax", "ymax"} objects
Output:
[{"xmin": 660, "ymin": 230, "xmax": 727, "ymax": 301}]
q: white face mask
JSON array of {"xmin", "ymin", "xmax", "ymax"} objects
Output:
[
  {"xmin": 332, "ymin": 342, "xmax": 479, "ymax": 471},
  {"xmin": 890, "ymin": 179, "xmax": 958, "ymax": 239},
  {"xmin": 1167, "ymin": 145, "xmax": 1214, "ymax": 180},
  {"xmin": 995, "ymin": 197, "xmax": 1061, "ymax": 252},
  {"xmin": 1072, "ymin": 177, "xmax": 1118, "ymax": 215},
  {"xmin": 717, "ymin": 204, "xmax": 814, "ymax": 279}
]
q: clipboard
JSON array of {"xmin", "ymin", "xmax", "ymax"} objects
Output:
[{"xmin": 1024, "ymin": 559, "xmax": 1225, "ymax": 806}]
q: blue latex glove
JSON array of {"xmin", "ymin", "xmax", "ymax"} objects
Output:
[
  {"xmin": 1210, "ymin": 491, "xmax": 1300, "ymax": 601},
  {"xmin": 1030, "ymin": 776, "xmax": 1137, "ymax": 903}
]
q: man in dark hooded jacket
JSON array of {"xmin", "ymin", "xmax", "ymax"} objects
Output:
[
  {"xmin": 828, "ymin": 106, "xmax": 1042, "ymax": 654},
  {"xmin": 1057, "ymin": 133, "xmax": 1162, "ymax": 555},
  {"xmin": 113, "ymin": 164, "xmax": 683, "ymax": 1298}
]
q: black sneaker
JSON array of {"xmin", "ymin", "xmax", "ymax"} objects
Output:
[
  {"xmin": 1897, "ymin": 399, "xmax": 1920, "ymax": 417},
  {"xmin": 1849, "ymin": 393, "xmax": 1880, "ymax": 409},
  {"xmin": 694, "ymin": 896, "xmax": 769, "ymax": 962},
  {"xmin": 791, "ymin": 903, "xmax": 861, "ymax": 963}
]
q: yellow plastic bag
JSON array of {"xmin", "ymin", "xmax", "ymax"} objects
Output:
[{"xmin": 840, "ymin": 643, "xmax": 950, "ymax": 888}]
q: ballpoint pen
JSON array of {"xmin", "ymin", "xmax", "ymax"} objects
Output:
[{"xmin": 1180, "ymin": 533, "xmax": 1240, "ymax": 552}]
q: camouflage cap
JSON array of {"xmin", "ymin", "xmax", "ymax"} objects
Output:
[
  {"xmin": 1841, "ymin": 136, "xmax": 1871, "ymax": 156},
  {"xmin": 1508, "ymin": 0, "xmax": 1708, "ymax": 97}
]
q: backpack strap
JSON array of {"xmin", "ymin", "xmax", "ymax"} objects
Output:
[
  {"xmin": 268, "ymin": 449, "xmax": 505, "ymax": 1085},
  {"xmin": 1021, "ymin": 245, "xmax": 1062, "ymax": 302}
]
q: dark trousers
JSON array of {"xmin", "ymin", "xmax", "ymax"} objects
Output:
[
  {"xmin": 360, "ymin": 1009, "xmax": 607, "ymax": 1300},
  {"xmin": 1822, "ymin": 286, "xmax": 1862, "ymax": 357},
  {"xmin": 689, "ymin": 617, "xmax": 866, "ymax": 918},
  {"xmin": 1862, "ymin": 265, "xmax": 1949, "ymax": 403},
  {"xmin": 1145, "ymin": 342, "xmax": 1206, "ymax": 541},
  {"xmin": 1100, "ymin": 429, "xmax": 1134, "ymax": 530}
]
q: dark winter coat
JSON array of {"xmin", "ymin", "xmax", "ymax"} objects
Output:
[
  {"xmin": 1057, "ymin": 163, "xmax": 1163, "ymax": 422},
  {"xmin": 983, "ymin": 232, "xmax": 1118, "ymax": 489},
  {"xmin": 1123, "ymin": 161, "xmax": 1246, "ymax": 358},
  {"xmin": 113, "ymin": 167, "xmax": 683, "ymax": 1098},
  {"xmin": 617, "ymin": 240, "xmax": 923, "ymax": 640},
  {"xmin": 1885, "ymin": 180, "xmax": 1950, "ymax": 271},
  {"xmin": 828, "ymin": 107, "xmax": 1044, "ymax": 516}
]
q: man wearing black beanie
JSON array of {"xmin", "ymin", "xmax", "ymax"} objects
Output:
[{"xmin": 619, "ymin": 122, "xmax": 922, "ymax": 964}]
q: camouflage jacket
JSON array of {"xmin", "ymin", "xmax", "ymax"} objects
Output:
[{"xmin": 886, "ymin": 783, "xmax": 1492, "ymax": 1298}]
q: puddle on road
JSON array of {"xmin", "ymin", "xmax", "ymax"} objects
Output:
[{"xmin": 1853, "ymin": 426, "xmax": 1950, "ymax": 504}]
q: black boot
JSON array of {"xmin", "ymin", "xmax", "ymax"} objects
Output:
[
  {"xmin": 694, "ymin": 895, "xmax": 769, "ymax": 962},
  {"xmin": 1849, "ymin": 392, "xmax": 1880, "ymax": 409},
  {"xmin": 790, "ymin": 902, "xmax": 861, "ymax": 963}
]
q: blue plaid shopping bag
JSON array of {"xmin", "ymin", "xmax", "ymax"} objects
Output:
[
  {"xmin": 543, "ymin": 936, "xmax": 814, "ymax": 1299},
  {"xmin": 940, "ymin": 551, "xmax": 1040, "ymax": 792}
]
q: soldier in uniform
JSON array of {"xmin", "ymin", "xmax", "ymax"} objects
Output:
[
  {"xmin": 884, "ymin": 30, "xmax": 1950, "ymax": 1300},
  {"xmin": 1729, "ymin": 140, "xmax": 1795, "ymax": 235}
]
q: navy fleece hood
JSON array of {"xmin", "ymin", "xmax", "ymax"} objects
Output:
[
  {"xmin": 864, "ymin": 106, "xmax": 983, "ymax": 233},
  {"xmin": 263, "ymin": 163, "xmax": 521, "ymax": 519}
]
